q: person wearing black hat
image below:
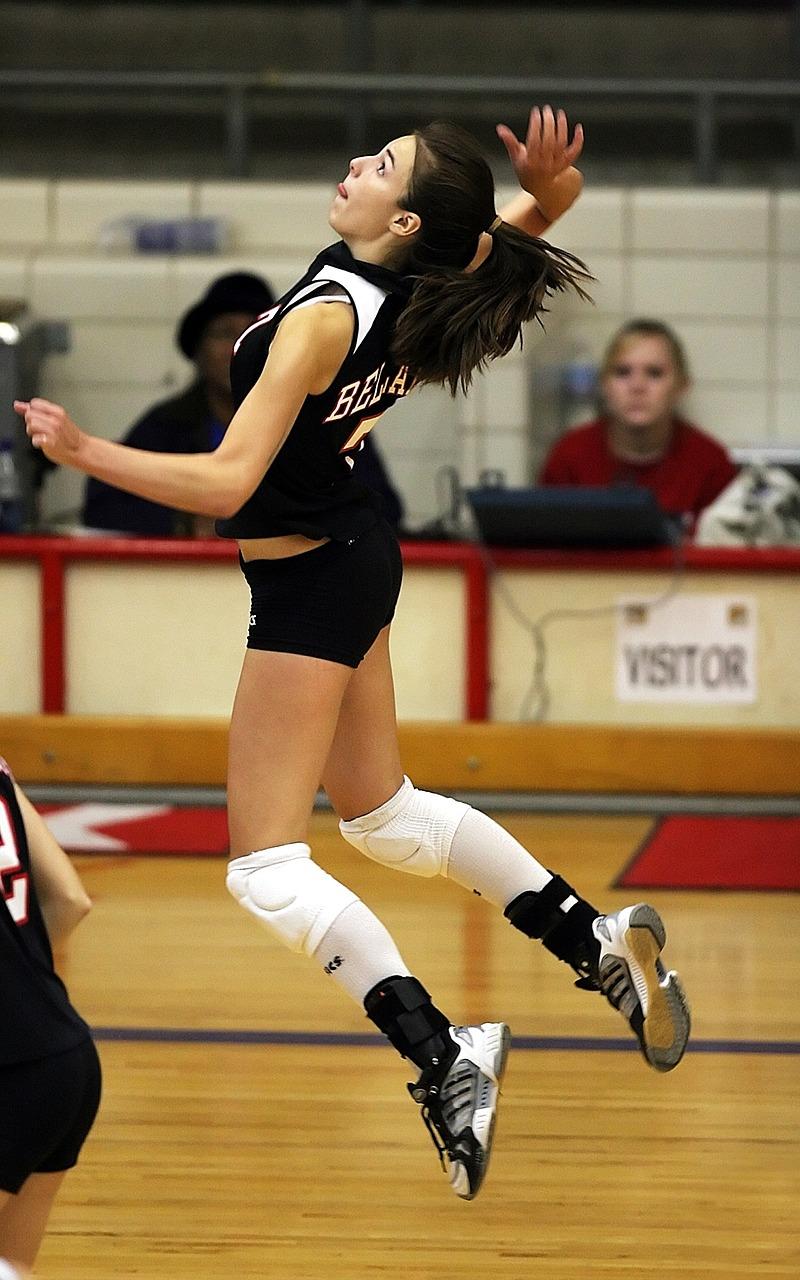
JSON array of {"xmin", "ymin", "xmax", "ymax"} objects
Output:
[
  {"xmin": 82, "ymin": 272, "xmax": 276, "ymax": 536},
  {"xmin": 82, "ymin": 271, "xmax": 405, "ymax": 536}
]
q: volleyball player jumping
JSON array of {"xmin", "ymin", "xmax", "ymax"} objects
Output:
[{"xmin": 16, "ymin": 106, "xmax": 689, "ymax": 1201}]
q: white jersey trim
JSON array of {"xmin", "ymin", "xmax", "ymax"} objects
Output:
[
  {"xmin": 232, "ymin": 270, "xmax": 383, "ymax": 357},
  {"xmin": 292, "ymin": 292, "xmax": 351, "ymax": 313},
  {"xmin": 311, "ymin": 265, "xmax": 387, "ymax": 352}
]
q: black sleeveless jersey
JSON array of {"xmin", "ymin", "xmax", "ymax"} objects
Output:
[
  {"xmin": 216, "ymin": 241, "xmax": 414, "ymax": 542},
  {"xmin": 0, "ymin": 760, "xmax": 90, "ymax": 1065}
]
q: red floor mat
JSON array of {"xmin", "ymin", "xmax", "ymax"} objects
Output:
[
  {"xmin": 617, "ymin": 816, "xmax": 800, "ymax": 891},
  {"xmin": 41, "ymin": 803, "xmax": 229, "ymax": 855},
  {"xmin": 41, "ymin": 805, "xmax": 800, "ymax": 888}
]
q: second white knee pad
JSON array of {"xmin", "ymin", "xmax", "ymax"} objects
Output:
[
  {"xmin": 339, "ymin": 776, "xmax": 468, "ymax": 878},
  {"xmin": 226, "ymin": 842, "xmax": 357, "ymax": 956}
]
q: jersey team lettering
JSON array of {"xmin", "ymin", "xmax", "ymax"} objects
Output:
[{"xmin": 324, "ymin": 362, "xmax": 412, "ymax": 427}]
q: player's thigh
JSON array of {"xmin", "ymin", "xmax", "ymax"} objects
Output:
[
  {"xmin": 322, "ymin": 625, "xmax": 405, "ymax": 821},
  {"xmin": 0, "ymin": 1171, "xmax": 66, "ymax": 1269},
  {"xmin": 227, "ymin": 646, "xmax": 353, "ymax": 855}
]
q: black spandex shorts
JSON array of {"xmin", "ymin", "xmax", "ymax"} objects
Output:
[
  {"xmin": 242, "ymin": 519, "xmax": 403, "ymax": 668},
  {"xmin": 0, "ymin": 1038, "xmax": 102, "ymax": 1194}
]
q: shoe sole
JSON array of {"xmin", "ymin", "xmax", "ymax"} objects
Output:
[
  {"xmin": 450, "ymin": 1023, "xmax": 512, "ymax": 1201},
  {"xmin": 624, "ymin": 904, "xmax": 691, "ymax": 1072}
]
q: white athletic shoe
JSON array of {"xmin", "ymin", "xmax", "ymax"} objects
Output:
[
  {"xmin": 408, "ymin": 1022, "xmax": 511, "ymax": 1201},
  {"xmin": 593, "ymin": 904, "xmax": 690, "ymax": 1072}
]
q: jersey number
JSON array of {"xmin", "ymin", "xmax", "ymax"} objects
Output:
[
  {"xmin": 0, "ymin": 798, "xmax": 29, "ymax": 925},
  {"xmin": 340, "ymin": 411, "xmax": 385, "ymax": 456}
]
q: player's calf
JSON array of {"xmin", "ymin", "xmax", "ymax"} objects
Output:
[{"xmin": 365, "ymin": 976, "xmax": 511, "ymax": 1200}]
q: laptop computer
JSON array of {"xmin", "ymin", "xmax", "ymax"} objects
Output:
[{"xmin": 465, "ymin": 485, "xmax": 677, "ymax": 549}]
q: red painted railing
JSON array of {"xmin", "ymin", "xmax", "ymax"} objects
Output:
[{"xmin": 1, "ymin": 535, "xmax": 798, "ymax": 719}]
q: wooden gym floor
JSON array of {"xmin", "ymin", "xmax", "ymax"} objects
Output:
[{"xmin": 41, "ymin": 811, "xmax": 799, "ymax": 1279}]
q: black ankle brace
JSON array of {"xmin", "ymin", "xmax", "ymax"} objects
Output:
[
  {"xmin": 364, "ymin": 975, "xmax": 453, "ymax": 1070},
  {"xmin": 504, "ymin": 874, "xmax": 600, "ymax": 983}
]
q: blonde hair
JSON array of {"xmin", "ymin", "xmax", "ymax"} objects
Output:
[{"xmin": 601, "ymin": 319, "xmax": 689, "ymax": 381}]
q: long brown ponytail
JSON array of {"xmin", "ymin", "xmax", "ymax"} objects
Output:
[{"xmin": 390, "ymin": 121, "xmax": 593, "ymax": 396}]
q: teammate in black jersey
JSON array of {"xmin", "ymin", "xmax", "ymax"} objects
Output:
[
  {"xmin": 0, "ymin": 758, "xmax": 100, "ymax": 1278},
  {"xmin": 17, "ymin": 107, "xmax": 689, "ymax": 1201}
]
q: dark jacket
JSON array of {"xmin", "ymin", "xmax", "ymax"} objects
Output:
[{"xmin": 83, "ymin": 381, "xmax": 217, "ymax": 536}]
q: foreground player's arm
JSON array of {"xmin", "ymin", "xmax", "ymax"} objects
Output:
[
  {"xmin": 14, "ymin": 784, "xmax": 92, "ymax": 945},
  {"xmin": 14, "ymin": 303, "xmax": 354, "ymax": 520}
]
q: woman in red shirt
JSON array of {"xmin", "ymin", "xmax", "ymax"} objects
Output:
[{"xmin": 540, "ymin": 319, "xmax": 737, "ymax": 523}]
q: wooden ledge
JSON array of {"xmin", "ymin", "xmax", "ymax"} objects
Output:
[{"xmin": 0, "ymin": 716, "xmax": 797, "ymax": 796}]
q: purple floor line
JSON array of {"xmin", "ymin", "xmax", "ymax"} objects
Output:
[{"xmin": 92, "ymin": 1026, "xmax": 800, "ymax": 1055}]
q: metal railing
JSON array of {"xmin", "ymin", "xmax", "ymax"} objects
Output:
[{"xmin": 2, "ymin": 70, "xmax": 799, "ymax": 180}]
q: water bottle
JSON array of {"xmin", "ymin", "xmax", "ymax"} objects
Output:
[
  {"xmin": 0, "ymin": 440, "xmax": 24, "ymax": 534},
  {"xmin": 560, "ymin": 345, "xmax": 599, "ymax": 429}
]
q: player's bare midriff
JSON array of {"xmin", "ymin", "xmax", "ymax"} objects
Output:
[{"xmin": 238, "ymin": 534, "xmax": 331, "ymax": 561}]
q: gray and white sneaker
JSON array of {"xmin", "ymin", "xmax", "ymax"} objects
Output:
[
  {"xmin": 593, "ymin": 904, "xmax": 690, "ymax": 1072},
  {"xmin": 408, "ymin": 1022, "xmax": 511, "ymax": 1201}
]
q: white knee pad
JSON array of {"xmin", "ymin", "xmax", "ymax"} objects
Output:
[
  {"xmin": 339, "ymin": 776, "xmax": 468, "ymax": 878},
  {"xmin": 226, "ymin": 843, "xmax": 357, "ymax": 956}
]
